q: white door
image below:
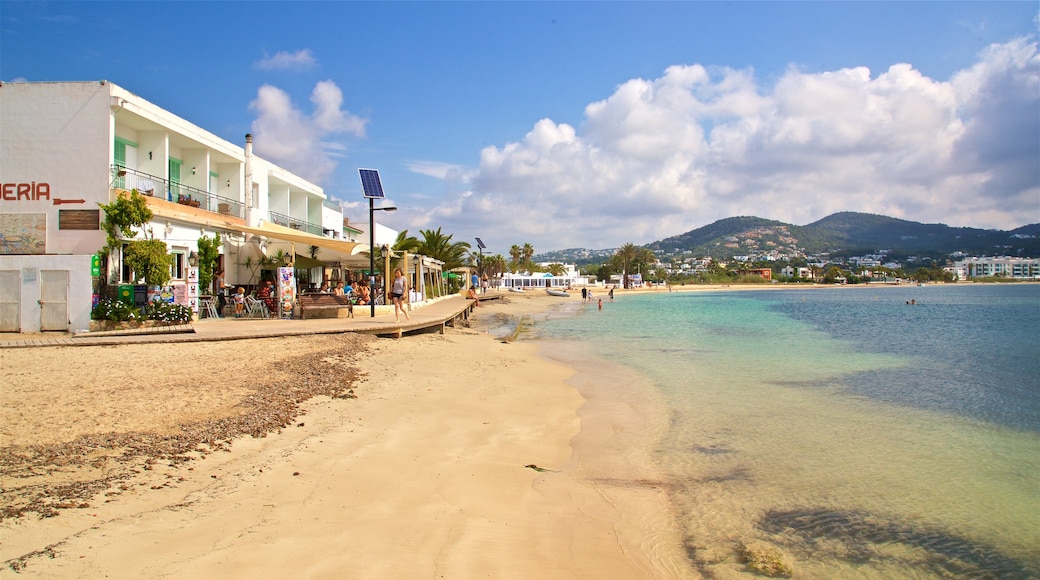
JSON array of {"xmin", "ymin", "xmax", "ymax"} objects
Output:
[
  {"xmin": 0, "ymin": 270, "xmax": 19, "ymax": 332},
  {"xmin": 40, "ymin": 270, "xmax": 69, "ymax": 331}
]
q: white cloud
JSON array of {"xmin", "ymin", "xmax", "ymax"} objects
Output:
[
  {"xmin": 406, "ymin": 160, "xmax": 474, "ymax": 182},
  {"xmin": 249, "ymin": 81, "xmax": 367, "ymax": 185},
  {"xmin": 416, "ymin": 38, "xmax": 1039, "ymax": 251},
  {"xmin": 254, "ymin": 49, "xmax": 317, "ymax": 71}
]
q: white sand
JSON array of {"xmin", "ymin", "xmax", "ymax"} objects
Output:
[{"xmin": 0, "ymin": 293, "xmax": 692, "ymax": 578}]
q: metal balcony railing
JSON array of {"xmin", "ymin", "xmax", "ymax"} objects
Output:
[
  {"xmin": 267, "ymin": 211, "xmax": 323, "ymax": 236},
  {"xmin": 111, "ymin": 165, "xmax": 244, "ymax": 219}
]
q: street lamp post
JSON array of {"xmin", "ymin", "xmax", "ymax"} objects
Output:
[
  {"xmin": 359, "ymin": 168, "xmax": 396, "ymax": 318},
  {"xmin": 367, "ymin": 199, "xmax": 397, "ymax": 317},
  {"xmin": 475, "ymin": 237, "xmax": 486, "ymax": 292}
]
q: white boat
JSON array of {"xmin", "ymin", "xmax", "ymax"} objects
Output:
[
  {"xmin": 546, "ymin": 289, "xmax": 569, "ymax": 297},
  {"xmin": 508, "ymin": 286, "xmax": 526, "ymax": 293}
]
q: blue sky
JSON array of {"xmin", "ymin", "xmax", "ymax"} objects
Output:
[{"xmin": 3, "ymin": 1, "xmax": 1038, "ymax": 255}]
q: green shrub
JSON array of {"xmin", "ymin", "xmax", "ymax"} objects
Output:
[
  {"xmin": 142, "ymin": 300, "xmax": 193, "ymax": 324},
  {"xmin": 91, "ymin": 298, "xmax": 141, "ymax": 322}
]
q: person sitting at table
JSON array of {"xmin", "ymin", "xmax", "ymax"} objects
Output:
[
  {"xmin": 257, "ymin": 280, "xmax": 277, "ymax": 313},
  {"xmin": 333, "ymin": 281, "xmax": 345, "ymax": 296},
  {"xmin": 355, "ymin": 283, "xmax": 370, "ymax": 305},
  {"xmin": 343, "ymin": 280, "xmax": 354, "ymax": 296},
  {"xmin": 319, "ymin": 281, "xmax": 331, "ymax": 293}
]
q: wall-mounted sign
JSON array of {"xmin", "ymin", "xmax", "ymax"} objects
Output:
[
  {"xmin": 58, "ymin": 209, "xmax": 101, "ymax": 230},
  {"xmin": 1, "ymin": 182, "xmax": 51, "ymax": 201}
]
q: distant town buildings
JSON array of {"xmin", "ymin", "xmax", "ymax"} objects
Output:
[{"xmin": 950, "ymin": 257, "xmax": 1040, "ymax": 281}]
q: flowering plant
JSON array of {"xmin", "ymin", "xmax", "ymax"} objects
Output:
[
  {"xmin": 142, "ymin": 300, "xmax": 193, "ymax": 324},
  {"xmin": 91, "ymin": 298, "xmax": 140, "ymax": 321}
]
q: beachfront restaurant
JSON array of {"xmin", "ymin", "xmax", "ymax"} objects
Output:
[{"xmin": 500, "ymin": 272, "xmax": 579, "ymax": 290}]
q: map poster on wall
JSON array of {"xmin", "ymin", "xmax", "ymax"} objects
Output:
[
  {"xmin": 172, "ymin": 283, "xmax": 188, "ymax": 306},
  {"xmin": 0, "ymin": 213, "xmax": 46, "ymax": 254}
]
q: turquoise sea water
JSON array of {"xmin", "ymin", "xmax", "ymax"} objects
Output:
[{"xmin": 532, "ymin": 284, "xmax": 1040, "ymax": 578}]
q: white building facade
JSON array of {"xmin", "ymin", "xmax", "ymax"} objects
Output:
[
  {"xmin": 0, "ymin": 81, "xmax": 366, "ymax": 333},
  {"xmin": 953, "ymin": 257, "xmax": 1040, "ymax": 280}
]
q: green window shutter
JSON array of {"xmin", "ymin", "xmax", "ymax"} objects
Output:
[
  {"xmin": 112, "ymin": 140, "xmax": 127, "ymax": 188},
  {"xmin": 169, "ymin": 159, "xmax": 182, "ymax": 199}
]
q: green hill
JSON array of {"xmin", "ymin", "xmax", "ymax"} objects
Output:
[
  {"xmin": 648, "ymin": 212, "xmax": 1040, "ymax": 260},
  {"xmin": 540, "ymin": 213, "xmax": 1040, "ymax": 265}
]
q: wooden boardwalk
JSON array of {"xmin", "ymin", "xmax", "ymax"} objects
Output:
[{"xmin": 0, "ymin": 294, "xmax": 503, "ymax": 349}]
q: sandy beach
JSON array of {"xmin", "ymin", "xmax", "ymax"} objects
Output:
[{"xmin": 0, "ymin": 290, "xmax": 691, "ymax": 578}]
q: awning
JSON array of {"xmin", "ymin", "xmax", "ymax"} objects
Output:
[
  {"xmin": 291, "ymin": 254, "xmax": 325, "ymax": 270},
  {"xmin": 232, "ymin": 221, "xmax": 370, "ymax": 265}
]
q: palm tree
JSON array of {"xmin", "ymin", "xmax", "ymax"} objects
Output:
[
  {"xmin": 418, "ymin": 227, "xmax": 471, "ymax": 272},
  {"xmin": 615, "ymin": 243, "xmax": 639, "ymax": 288},
  {"xmin": 482, "ymin": 254, "xmax": 506, "ymax": 279},
  {"xmin": 635, "ymin": 247, "xmax": 657, "ymax": 280},
  {"xmin": 392, "ymin": 230, "xmax": 421, "ymax": 254},
  {"xmin": 522, "ymin": 243, "xmax": 535, "ymax": 267},
  {"xmin": 372, "ymin": 230, "xmax": 421, "ymax": 274},
  {"xmin": 509, "ymin": 244, "xmax": 522, "ymax": 269}
]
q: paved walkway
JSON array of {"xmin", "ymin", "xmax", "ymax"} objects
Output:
[{"xmin": 0, "ymin": 295, "xmax": 489, "ymax": 349}]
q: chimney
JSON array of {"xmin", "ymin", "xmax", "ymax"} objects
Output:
[{"xmin": 244, "ymin": 134, "xmax": 255, "ymax": 226}]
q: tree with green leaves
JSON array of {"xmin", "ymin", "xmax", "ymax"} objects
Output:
[
  {"xmin": 98, "ymin": 189, "xmax": 153, "ymax": 255},
  {"xmin": 522, "ymin": 243, "xmax": 534, "ymax": 267},
  {"xmin": 615, "ymin": 243, "xmax": 639, "ymax": 288},
  {"xmin": 197, "ymin": 233, "xmax": 222, "ymax": 293},
  {"xmin": 124, "ymin": 239, "xmax": 174, "ymax": 286},
  {"xmin": 482, "ymin": 254, "xmax": 507, "ymax": 279},
  {"xmin": 509, "ymin": 244, "xmax": 522, "ymax": 270},
  {"xmin": 635, "ymin": 247, "xmax": 657, "ymax": 280},
  {"xmin": 370, "ymin": 230, "xmax": 421, "ymax": 275},
  {"xmin": 417, "ymin": 227, "xmax": 471, "ymax": 272},
  {"xmin": 98, "ymin": 189, "xmax": 155, "ymax": 288}
]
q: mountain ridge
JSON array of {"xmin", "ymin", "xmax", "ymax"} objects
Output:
[{"xmin": 534, "ymin": 212, "xmax": 1040, "ymax": 264}]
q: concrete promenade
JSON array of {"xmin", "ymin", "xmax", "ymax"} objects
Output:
[{"xmin": 0, "ymin": 294, "xmax": 493, "ymax": 349}]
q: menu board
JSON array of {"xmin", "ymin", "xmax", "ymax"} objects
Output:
[{"xmin": 277, "ymin": 266, "xmax": 295, "ymax": 319}]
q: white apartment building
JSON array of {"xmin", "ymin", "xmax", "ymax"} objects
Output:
[
  {"xmin": 953, "ymin": 256, "xmax": 1040, "ymax": 280},
  {"xmin": 0, "ymin": 81, "xmax": 372, "ymax": 333}
]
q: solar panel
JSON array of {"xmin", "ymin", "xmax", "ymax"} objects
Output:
[
  {"xmin": 475, "ymin": 237, "xmax": 486, "ymax": 250},
  {"xmin": 358, "ymin": 169, "xmax": 385, "ymax": 199}
]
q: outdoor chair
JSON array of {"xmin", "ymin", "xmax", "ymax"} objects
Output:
[{"xmin": 245, "ymin": 296, "xmax": 269, "ymax": 319}]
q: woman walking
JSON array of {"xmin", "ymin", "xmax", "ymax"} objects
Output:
[{"xmin": 392, "ymin": 268, "xmax": 410, "ymax": 322}]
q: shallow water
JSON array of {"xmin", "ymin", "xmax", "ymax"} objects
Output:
[{"xmin": 530, "ymin": 285, "xmax": 1040, "ymax": 578}]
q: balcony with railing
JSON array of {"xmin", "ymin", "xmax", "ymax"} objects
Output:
[
  {"xmin": 268, "ymin": 211, "xmax": 323, "ymax": 236},
  {"xmin": 112, "ymin": 165, "xmax": 244, "ymax": 218}
]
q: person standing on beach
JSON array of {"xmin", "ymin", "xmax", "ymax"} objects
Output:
[
  {"xmin": 392, "ymin": 268, "xmax": 410, "ymax": 322},
  {"xmin": 582, "ymin": 287, "xmax": 588, "ymax": 303},
  {"xmin": 609, "ymin": 287, "xmax": 614, "ymax": 302}
]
